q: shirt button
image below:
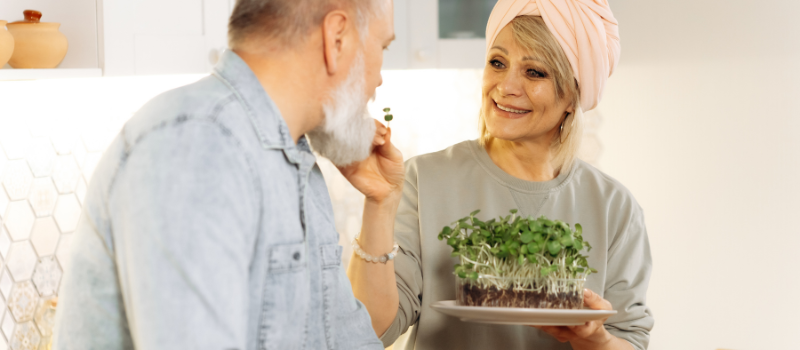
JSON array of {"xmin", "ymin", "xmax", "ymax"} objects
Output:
[{"xmin": 293, "ymin": 252, "xmax": 301, "ymax": 261}]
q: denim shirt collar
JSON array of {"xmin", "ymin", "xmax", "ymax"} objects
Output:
[{"xmin": 212, "ymin": 50, "xmax": 314, "ymax": 165}]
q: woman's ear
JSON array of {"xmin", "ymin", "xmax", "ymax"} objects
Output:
[
  {"xmin": 566, "ymin": 100, "xmax": 576, "ymax": 115},
  {"xmin": 321, "ymin": 10, "xmax": 353, "ymax": 75}
]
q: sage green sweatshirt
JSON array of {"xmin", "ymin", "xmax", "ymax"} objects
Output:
[{"xmin": 380, "ymin": 140, "xmax": 654, "ymax": 350}]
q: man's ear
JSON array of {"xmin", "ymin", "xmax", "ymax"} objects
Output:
[{"xmin": 322, "ymin": 10, "xmax": 353, "ymax": 76}]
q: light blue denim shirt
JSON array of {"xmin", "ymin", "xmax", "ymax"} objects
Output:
[{"xmin": 53, "ymin": 51, "xmax": 383, "ymax": 350}]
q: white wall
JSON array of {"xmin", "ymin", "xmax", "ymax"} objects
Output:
[
  {"xmin": 600, "ymin": 57, "xmax": 800, "ymax": 350},
  {"xmin": 598, "ymin": 0, "xmax": 800, "ymax": 349}
]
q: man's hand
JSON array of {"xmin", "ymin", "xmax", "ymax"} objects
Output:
[
  {"xmin": 534, "ymin": 289, "xmax": 633, "ymax": 350},
  {"xmin": 339, "ymin": 120, "xmax": 404, "ymax": 204}
]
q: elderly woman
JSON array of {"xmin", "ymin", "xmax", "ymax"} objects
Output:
[{"xmin": 342, "ymin": 0, "xmax": 653, "ymax": 349}]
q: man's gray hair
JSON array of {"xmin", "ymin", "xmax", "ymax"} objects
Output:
[{"xmin": 228, "ymin": 0, "xmax": 387, "ymax": 48}]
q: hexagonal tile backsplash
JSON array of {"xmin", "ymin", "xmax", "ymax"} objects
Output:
[{"xmin": 0, "ymin": 132, "xmax": 97, "ymax": 349}]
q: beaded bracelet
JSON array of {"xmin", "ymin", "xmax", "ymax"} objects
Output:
[{"xmin": 352, "ymin": 236, "xmax": 399, "ymax": 264}]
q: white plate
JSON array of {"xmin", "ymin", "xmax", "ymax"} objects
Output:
[{"xmin": 430, "ymin": 300, "xmax": 617, "ymax": 326}]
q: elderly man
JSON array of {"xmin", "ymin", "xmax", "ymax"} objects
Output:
[{"xmin": 53, "ymin": 0, "xmax": 399, "ymax": 349}]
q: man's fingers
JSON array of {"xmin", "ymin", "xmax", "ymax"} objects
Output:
[
  {"xmin": 374, "ymin": 119, "xmax": 387, "ymax": 135},
  {"xmin": 583, "ymin": 289, "xmax": 612, "ymax": 311},
  {"xmin": 376, "ymin": 128, "xmax": 402, "ymax": 161},
  {"xmin": 373, "ymin": 133, "xmax": 386, "ymax": 146},
  {"xmin": 372, "ymin": 120, "xmax": 387, "ymax": 146}
]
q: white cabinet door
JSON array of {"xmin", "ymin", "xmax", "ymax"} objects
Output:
[
  {"xmin": 383, "ymin": 0, "xmax": 410, "ymax": 70},
  {"xmin": 405, "ymin": 0, "xmax": 492, "ymax": 69},
  {"xmin": 101, "ymin": 0, "xmax": 232, "ymax": 76}
]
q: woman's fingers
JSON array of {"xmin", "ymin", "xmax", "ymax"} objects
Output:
[
  {"xmin": 560, "ymin": 289, "xmax": 612, "ymax": 339},
  {"xmin": 529, "ymin": 291, "xmax": 614, "ymax": 345},
  {"xmin": 535, "ymin": 325, "xmax": 573, "ymax": 343},
  {"xmin": 567, "ymin": 322, "xmax": 597, "ymax": 339},
  {"xmin": 583, "ymin": 288, "xmax": 612, "ymax": 311}
]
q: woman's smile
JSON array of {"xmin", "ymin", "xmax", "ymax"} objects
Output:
[{"xmin": 492, "ymin": 99, "xmax": 532, "ymax": 119}]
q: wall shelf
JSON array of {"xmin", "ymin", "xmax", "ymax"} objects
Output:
[
  {"xmin": 1, "ymin": 0, "xmax": 100, "ymax": 72},
  {"xmin": 0, "ymin": 68, "xmax": 102, "ymax": 81}
]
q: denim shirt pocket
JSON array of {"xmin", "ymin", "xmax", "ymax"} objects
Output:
[
  {"xmin": 260, "ymin": 242, "xmax": 310, "ymax": 350},
  {"xmin": 319, "ymin": 243, "xmax": 356, "ymax": 350},
  {"xmin": 319, "ymin": 243, "xmax": 382, "ymax": 349},
  {"xmin": 269, "ymin": 243, "xmax": 307, "ymax": 273},
  {"xmin": 320, "ymin": 244, "xmax": 342, "ymax": 269}
]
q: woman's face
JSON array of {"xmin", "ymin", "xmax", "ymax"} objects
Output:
[{"xmin": 481, "ymin": 25, "xmax": 573, "ymax": 145}]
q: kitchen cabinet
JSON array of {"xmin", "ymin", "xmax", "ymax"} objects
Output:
[
  {"xmin": 102, "ymin": 0, "xmax": 233, "ymax": 76},
  {"xmin": 401, "ymin": 0, "xmax": 493, "ymax": 70},
  {"xmin": 1, "ymin": 0, "xmax": 490, "ymax": 80},
  {"xmin": 0, "ymin": 0, "xmax": 232, "ymax": 79}
]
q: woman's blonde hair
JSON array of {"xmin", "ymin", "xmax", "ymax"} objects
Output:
[{"xmin": 479, "ymin": 15, "xmax": 583, "ymax": 173}]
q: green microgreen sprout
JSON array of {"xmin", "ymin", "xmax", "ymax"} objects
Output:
[
  {"xmin": 438, "ymin": 209, "xmax": 596, "ymax": 306},
  {"xmin": 383, "ymin": 107, "xmax": 393, "ymax": 128}
]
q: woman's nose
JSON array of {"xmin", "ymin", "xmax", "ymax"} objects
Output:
[{"xmin": 496, "ymin": 72, "xmax": 523, "ymax": 97}]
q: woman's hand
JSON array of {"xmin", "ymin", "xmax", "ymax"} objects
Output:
[
  {"xmin": 534, "ymin": 289, "xmax": 633, "ymax": 350},
  {"xmin": 343, "ymin": 120, "xmax": 405, "ymax": 336},
  {"xmin": 339, "ymin": 120, "xmax": 405, "ymax": 204}
]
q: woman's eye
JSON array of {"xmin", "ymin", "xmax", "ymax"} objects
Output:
[
  {"xmin": 490, "ymin": 60, "xmax": 504, "ymax": 69},
  {"xmin": 527, "ymin": 69, "xmax": 547, "ymax": 78}
]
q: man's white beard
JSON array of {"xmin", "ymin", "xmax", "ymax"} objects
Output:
[{"xmin": 307, "ymin": 52, "xmax": 376, "ymax": 167}]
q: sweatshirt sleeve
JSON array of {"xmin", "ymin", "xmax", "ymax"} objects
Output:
[
  {"xmin": 603, "ymin": 200, "xmax": 655, "ymax": 350},
  {"xmin": 379, "ymin": 164, "xmax": 424, "ymax": 347}
]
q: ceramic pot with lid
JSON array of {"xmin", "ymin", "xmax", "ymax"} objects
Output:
[
  {"xmin": 0, "ymin": 20, "xmax": 13, "ymax": 68},
  {"xmin": 7, "ymin": 10, "xmax": 68, "ymax": 69}
]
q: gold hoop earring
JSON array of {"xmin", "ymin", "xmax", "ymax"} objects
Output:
[{"xmin": 560, "ymin": 112, "xmax": 571, "ymax": 144}]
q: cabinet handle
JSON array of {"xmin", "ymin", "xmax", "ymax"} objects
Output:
[
  {"xmin": 415, "ymin": 49, "xmax": 431, "ymax": 62},
  {"xmin": 208, "ymin": 48, "xmax": 223, "ymax": 65}
]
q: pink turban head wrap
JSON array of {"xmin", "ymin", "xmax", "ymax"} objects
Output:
[{"xmin": 486, "ymin": 0, "xmax": 620, "ymax": 112}]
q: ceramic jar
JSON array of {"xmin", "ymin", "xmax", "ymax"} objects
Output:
[
  {"xmin": 0, "ymin": 21, "xmax": 14, "ymax": 68},
  {"xmin": 7, "ymin": 10, "xmax": 68, "ymax": 69}
]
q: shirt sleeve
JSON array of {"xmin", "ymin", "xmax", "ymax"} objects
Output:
[
  {"xmin": 109, "ymin": 120, "xmax": 259, "ymax": 350},
  {"xmin": 379, "ymin": 167, "xmax": 424, "ymax": 347},
  {"xmin": 603, "ymin": 201, "xmax": 655, "ymax": 350}
]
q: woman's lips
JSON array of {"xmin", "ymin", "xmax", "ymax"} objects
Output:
[{"xmin": 493, "ymin": 100, "xmax": 531, "ymax": 119}]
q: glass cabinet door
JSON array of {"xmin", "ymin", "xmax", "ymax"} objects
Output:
[
  {"xmin": 438, "ymin": 0, "xmax": 495, "ymax": 39},
  {"xmin": 385, "ymin": 0, "xmax": 497, "ymax": 70},
  {"xmin": 404, "ymin": 0, "xmax": 495, "ymax": 69}
]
